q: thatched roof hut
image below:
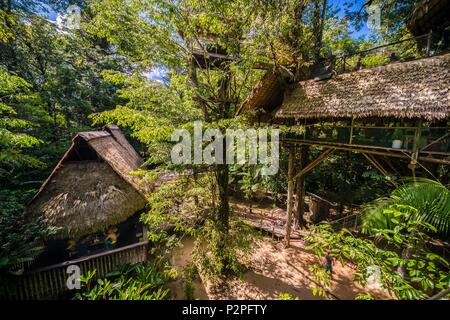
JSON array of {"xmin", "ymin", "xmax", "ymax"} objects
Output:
[
  {"xmin": 26, "ymin": 126, "xmax": 148, "ymax": 240},
  {"xmin": 239, "ymin": 53, "xmax": 450, "ymax": 122}
]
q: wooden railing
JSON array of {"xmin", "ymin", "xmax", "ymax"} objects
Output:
[
  {"xmin": 334, "ymin": 32, "xmax": 435, "ymax": 74},
  {"xmin": 2, "ymin": 241, "xmax": 149, "ymax": 300}
]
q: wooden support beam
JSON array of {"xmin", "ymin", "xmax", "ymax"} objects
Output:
[
  {"xmin": 293, "ymin": 148, "xmax": 336, "ymax": 180},
  {"xmin": 362, "ymin": 153, "xmax": 398, "ymax": 188},
  {"xmin": 410, "ymin": 120, "xmax": 423, "ymax": 181},
  {"xmin": 283, "ymin": 139, "xmax": 450, "ymax": 166},
  {"xmin": 295, "ymin": 146, "xmax": 310, "ymax": 229},
  {"xmin": 349, "ymin": 117, "xmax": 355, "ymax": 144},
  {"xmin": 421, "ymin": 132, "xmax": 450, "ymax": 152},
  {"xmin": 383, "ymin": 157, "xmax": 402, "ymax": 178},
  {"xmin": 428, "ymin": 286, "xmax": 450, "ymax": 300},
  {"xmin": 285, "ymin": 146, "xmax": 295, "ymax": 247}
]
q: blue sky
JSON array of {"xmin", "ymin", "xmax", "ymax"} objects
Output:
[{"xmin": 329, "ymin": 0, "xmax": 372, "ymax": 39}]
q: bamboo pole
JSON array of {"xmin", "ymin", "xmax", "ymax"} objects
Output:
[
  {"xmin": 428, "ymin": 287, "xmax": 450, "ymax": 300},
  {"xmin": 349, "ymin": 117, "xmax": 355, "ymax": 144},
  {"xmin": 293, "ymin": 148, "xmax": 336, "ymax": 180},
  {"xmin": 410, "ymin": 119, "xmax": 423, "ymax": 181},
  {"xmin": 295, "ymin": 146, "xmax": 309, "ymax": 229},
  {"xmin": 283, "ymin": 139, "xmax": 450, "ymax": 166},
  {"xmin": 285, "ymin": 146, "xmax": 295, "ymax": 247},
  {"xmin": 362, "ymin": 153, "xmax": 398, "ymax": 187}
]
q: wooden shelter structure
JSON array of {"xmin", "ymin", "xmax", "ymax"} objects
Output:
[
  {"xmin": 4, "ymin": 126, "xmax": 157, "ymax": 299},
  {"xmin": 238, "ymin": 47, "xmax": 450, "ymax": 245},
  {"xmin": 26, "ymin": 125, "xmax": 149, "ymax": 241}
]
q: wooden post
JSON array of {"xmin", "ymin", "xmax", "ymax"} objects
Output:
[
  {"xmin": 349, "ymin": 117, "xmax": 355, "ymax": 144},
  {"xmin": 295, "ymin": 145, "xmax": 309, "ymax": 229},
  {"xmin": 410, "ymin": 119, "xmax": 423, "ymax": 181},
  {"xmin": 285, "ymin": 146, "xmax": 295, "ymax": 247},
  {"xmin": 426, "ymin": 30, "xmax": 432, "ymax": 56},
  {"xmin": 362, "ymin": 153, "xmax": 398, "ymax": 188},
  {"xmin": 293, "ymin": 148, "xmax": 335, "ymax": 180}
]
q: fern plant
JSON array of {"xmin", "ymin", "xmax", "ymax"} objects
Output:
[{"xmin": 362, "ymin": 178, "xmax": 450, "ymax": 237}]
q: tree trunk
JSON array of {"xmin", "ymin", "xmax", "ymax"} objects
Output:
[
  {"xmin": 215, "ymin": 163, "xmax": 230, "ymax": 234},
  {"xmin": 187, "ymin": 38, "xmax": 233, "ymax": 272},
  {"xmin": 312, "ymin": 0, "xmax": 327, "ymax": 61}
]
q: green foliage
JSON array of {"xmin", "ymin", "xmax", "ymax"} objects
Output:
[
  {"xmin": 345, "ymin": 0, "xmax": 418, "ymax": 42},
  {"xmin": 193, "ymin": 217, "xmax": 257, "ymax": 277},
  {"xmin": 0, "ymin": 189, "xmax": 58, "ymax": 274},
  {"xmin": 142, "ymin": 175, "xmax": 212, "ymax": 258},
  {"xmin": 305, "ymin": 217, "xmax": 450, "ymax": 300},
  {"xmin": 182, "ymin": 263, "xmax": 198, "ymax": 300},
  {"xmin": 277, "ymin": 293, "xmax": 301, "ymax": 300},
  {"xmin": 90, "ymin": 70, "xmax": 202, "ymax": 165},
  {"xmin": 363, "ymin": 179, "xmax": 450, "ymax": 236},
  {"xmin": 0, "ymin": 67, "xmax": 43, "ymax": 174},
  {"xmin": 355, "ymin": 293, "xmax": 376, "ymax": 300},
  {"xmin": 309, "ymin": 263, "xmax": 332, "ymax": 298},
  {"xmin": 0, "ymin": 2, "xmax": 129, "ymax": 280},
  {"xmin": 1, "ymin": 0, "xmax": 441, "ymax": 302},
  {"xmin": 75, "ymin": 263, "xmax": 174, "ymax": 300}
]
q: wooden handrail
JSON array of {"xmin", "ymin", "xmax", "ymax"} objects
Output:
[
  {"xmin": 3, "ymin": 240, "xmax": 150, "ymax": 300},
  {"xmin": 29, "ymin": 241, "xmax": 149, "ymax": 274},
  {"xmin": 336, "ymin": 33, "xmax": 430, "ymax": 60}
]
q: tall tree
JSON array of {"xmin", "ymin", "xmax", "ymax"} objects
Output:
[{"xmin": 85, "ymin": 0, "xmax": 332, "ymax": 271}]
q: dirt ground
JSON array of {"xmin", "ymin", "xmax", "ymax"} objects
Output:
[{"xmin": 168, "ymin": 236, "xmax": 391, "ymax": 300}]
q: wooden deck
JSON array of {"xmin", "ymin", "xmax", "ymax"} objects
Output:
[
  {"xmin": 231, "ymin": 196, "xmax": 362, "ymax": 239},
  {"xmin": 231, "ymin": 202, "xmax": 304, "ymax": 239},
  {"xmin": 241, "ymin": 211, "xmax": 304, "ymax": 239}
]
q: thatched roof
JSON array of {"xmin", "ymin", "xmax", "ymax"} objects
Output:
[
  {"xmin": 407, "ymin": 0, "xmax": 450, "ymax": 36},
  {"xmin": 26, "ymin": 126, "xmax": 148, "ymax": 239},
  {"xmin": 275, "ymin": 53, "xmax": 450, "ymax": 121},
  {"xmin": 236, "ymin": 71, "xmax": 286, "ymax": 116}
]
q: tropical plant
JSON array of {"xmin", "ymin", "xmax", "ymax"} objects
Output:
[
  {"xmin": 182, "ymin": 263, "xmax": 198, "ymax": 300},
  {"xmin": 75, "ymin": 263, "xmax": 174, "ymax": 300},
  {"xmin": 305, "ymin": 216, "xmax": 450, "ymax": 300},
  {"xmin": 277, "ymin": 293, "xmax": 301, "ymax": 300},
  {"xmin": 362, "ymin": 179, "xmax": 450, "ymax": 237},
  {"xmin": 0, "ymin": 189, "xmax": 58, "ymax": 274}
]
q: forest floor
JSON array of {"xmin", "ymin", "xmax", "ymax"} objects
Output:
[{"xmin": 167, "ymin": 236, "xmax": 391, "ymax": 300}]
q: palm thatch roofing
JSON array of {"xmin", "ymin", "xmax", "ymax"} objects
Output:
[
  {"xmin": 236, "ymin": 71, "xmax": 286, "ymax": 116},
  {"xmin": 407, "ymin": 0, "xmax": 450, "ymax": 36},
  {"xmin": 275, "ymin": 53, "xmax": 450, "ymax": 121},
  {"xmin": 26, "ymin": 126, "xmax": 149, "ymax": 240}
]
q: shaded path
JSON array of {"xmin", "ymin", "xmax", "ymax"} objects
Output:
[{"xmin": 203, "ymin": 238, "xmax": 391, "ymax": 300}]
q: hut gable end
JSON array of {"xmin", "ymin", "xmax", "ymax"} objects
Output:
[{"xmin": 26, "ymin": 126, "xmax": 147, "ymax": 239}]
